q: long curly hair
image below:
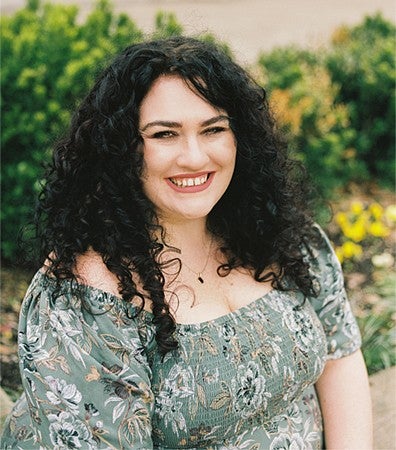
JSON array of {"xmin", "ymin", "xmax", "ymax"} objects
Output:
[{"xmin": 37, "ymin": 36, "xmax": 318, "ymax": 355}]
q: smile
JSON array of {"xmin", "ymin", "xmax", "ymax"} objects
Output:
[
  {"xmin": 169, "ymin": 174, "xmax": 209, "ymax": 188},
  {"xmin": 166, "ymin": 172, "xmax": 214, "ymax": 193}
]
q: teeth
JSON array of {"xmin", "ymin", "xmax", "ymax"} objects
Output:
[{"xmin": 170, "ymin": 174, "xmax": 209, "ymax": 188}]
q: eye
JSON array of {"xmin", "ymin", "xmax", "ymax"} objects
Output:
[
  {"xmin": 151, "ymin": 130, "xmax": 177, "ymax": 139},
  {"xmin": 203, "ymin": 126, "xmax": 228, "ymax": 135}
]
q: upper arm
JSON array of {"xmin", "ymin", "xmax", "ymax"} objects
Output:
[
  {"xmin": 315, "ymin": 350, "xmax": 373, "ymax": 449},
  {"xmin": 19, "ymin": 275, "xmax": 154, "ymax": 449}
]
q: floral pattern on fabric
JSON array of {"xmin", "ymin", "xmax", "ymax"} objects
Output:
[
  {"xmin": 145, "ymin": 286, "xmax": 328, "ymax": 448},
  {"xmin": 1, "ymin": 225, "xmax": 361, "ymax": 449},
  {"xmin": 2, "ymin": 275, "xmax": 154, "ymax": 449}
]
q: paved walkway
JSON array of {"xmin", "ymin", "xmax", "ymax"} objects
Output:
[
  {"xmin": 1, "ymin": 0, "xmax": 395, "ymax": 63},
  {"xmin": 370, "ymin": 366, "xmax": 396, "ymax": 450}
]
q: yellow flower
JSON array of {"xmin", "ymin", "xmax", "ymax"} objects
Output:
[
  {"xmin": 385, "ymin": 205, "xmax": 396, "ymax": 223},
  {"xmin": 343, "ymin": 221, "xmax": 366, "ymax": 242},
  {"xmin": 368, "ymin": 221, "xmax": 390, "ymax": 238},
  {"xmin": 369, "ymin": 202, "xmax": 384, "ymax": 220},
  {"xmin": 341, "ymin": 241, "xmax": 363, "ymax": 259},
  {"xmin": 351, "ymin": 201, "xmax": 364, "ymax": 215},
  {"xmin": 335, "ymin": 212, "xmax": 348, "ymax": 226}
]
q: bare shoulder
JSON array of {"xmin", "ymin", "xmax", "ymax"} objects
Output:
[{"xmin": 74, "ymin": 249, "xmax": 121, "ymax": 298}]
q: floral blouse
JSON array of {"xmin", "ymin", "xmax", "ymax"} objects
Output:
[{"xmin": 1, "ymin": 226, "xmax": 361, "ymax": 449}]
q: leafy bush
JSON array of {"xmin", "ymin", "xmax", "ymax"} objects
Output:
[
  {"xmin": 1, "ymin": 0, "xmax": 186, "ymax": 263},
  {"xmin": 257, "ymin": 13, "xmax": 395, "ymax": 197},
  {"xmin": 267, "ymin": 65, "xmax": 361, "ymax": 197},
  {"xmin": 154, "ymin": 11, "xmax": 183, "ymax": 37},
  {"xmin": 258, "ymin": 46, "xmax": 318, "ymax": 91},
  {"xmin": 327, "ymin": 14, "xmax": 396, "ymax": 186}
]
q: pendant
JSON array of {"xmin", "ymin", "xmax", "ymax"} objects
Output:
[{"xmin": 198, "ymin": 276, "xmax": 204, "ymax": 284}]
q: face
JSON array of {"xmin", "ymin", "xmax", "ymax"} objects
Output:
[{"xmin": 139, "ymin": 75, "xmax": 237, "ymax": 224}]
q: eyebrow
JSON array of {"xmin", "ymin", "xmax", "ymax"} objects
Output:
[{"xmin": 140, "ymin": 114, "xmax": 230, "ymax": 132}]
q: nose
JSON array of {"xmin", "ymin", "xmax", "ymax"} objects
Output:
[{"xmin": 176, "ymin": 135, "xmax": 210, "ymax": 169}]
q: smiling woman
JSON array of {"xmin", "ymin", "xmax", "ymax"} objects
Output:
[{"xmin": 1, "ymin": 36, "xmax": 372, "ymax": 449}]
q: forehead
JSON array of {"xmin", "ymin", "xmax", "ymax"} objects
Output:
[{"xmin": 139, "ymin": 75, "xmax": 222, "ymax": 123}]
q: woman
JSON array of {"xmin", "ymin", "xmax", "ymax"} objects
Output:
[{"xmin": 2, "ymin": 36, "xmax": 372, "ymax": 449}]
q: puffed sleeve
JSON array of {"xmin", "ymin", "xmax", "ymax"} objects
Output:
[
  {"xmin": 9, "ymin": 271, "xmax": 154, "ymax": 449},
  {"xmin": 306, "ymin": 224, "xmax": 362, "ymax": 360}
]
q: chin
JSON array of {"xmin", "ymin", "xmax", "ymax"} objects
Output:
[
  {"xmin": 177, "ymin": 210, "xmax": 212, "ymax": 220},
  {"xmin": 164, "ymin": 205, "xmax": 216, "ymax": 222}
]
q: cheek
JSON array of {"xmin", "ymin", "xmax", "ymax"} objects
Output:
[
  {"xmin": 141, "ymin": 146, "xmax": 168, "ymax": 180},
  {"xmin": 217, "ymin": 138, "xmax": 237, "ymax": 168}
]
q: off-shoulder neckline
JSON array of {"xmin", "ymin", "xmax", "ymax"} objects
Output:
[{"xmin": 36, "ymin": 270, "xmax": 287, "ymax": 330}]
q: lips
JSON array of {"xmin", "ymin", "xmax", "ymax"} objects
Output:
[{"xmin": 166, "ymin": 172, "xmax": 213, "ymax": 192}]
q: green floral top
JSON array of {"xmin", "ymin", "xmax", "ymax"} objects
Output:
[{"xmin": 1, "ymin": 227, "xmax": 361, "ymax": 449}]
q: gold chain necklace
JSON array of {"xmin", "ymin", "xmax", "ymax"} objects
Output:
[{"xmin": 181, "ymin": 237, "xmax": 214, "ymax": 284}]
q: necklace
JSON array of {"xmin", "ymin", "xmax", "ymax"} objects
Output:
[{"xmin": 182, "ymin": 236, "xmax": 213, "ymax": 284}]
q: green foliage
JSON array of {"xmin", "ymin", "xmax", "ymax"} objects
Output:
[
  {"xmin": 358, "ymin": 303, "xmax": 396, "ymax": 375},
  {"xmin": 152, "ymin": 11, "xmax": 232, "ymax": 56},
  {"xmin": 1, "ymin": 0, "xmax": 143, "ymax": 262},
  {"xmin": 361, "ymin": 273, "xmax": 396, "ymax": 373},
  {"xmin": 258, "ymin": 46, "xmax": 318, "ymax": 91},
  {"xmin": 257, "ymin": 13, "xmax": 395, "ymax": 197},
  {"xmin": 326, "ymin": 14, "xmax": 396, "ymax": 186},
  {"xmin": 153, "ymin": 11, "xmax": 183, "ymax": 38},
  {"xmin": 265, "ymin": 65, "xmax": 363, "ymax": 197}
]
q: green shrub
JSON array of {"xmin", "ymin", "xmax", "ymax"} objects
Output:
[
  {"xmin": 258, "ymin": 46, "xmax": 318, "ymax": 91},
  {"xmin": 154, "ymin": 11, "xmax": 183, "ymax": 38},
  {"xmin": 258, "ymin": 48, "xmax": 365, "ymax": 198},
  {"xmin": 326, "ymin": 14, "xmax": 396, "ymax": 186},
  {"xmin": 1, "ymin": 0, "xmax": 188, "ymax": 263},
  {"xmin": 257, "ymin": 13, "xmax": 395, "ymax": 196},
  {"xmin": 265, "ymin": 63, "xmax": 363, "ymax": 197}
]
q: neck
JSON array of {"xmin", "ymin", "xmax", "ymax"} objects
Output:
[
  {"xmin": 159, "ymin": 218, "xmax": 212, "ymax": 250},
  {"xmin": 156, "ymin": 218, "xmax": 220, "ymax": 286}
]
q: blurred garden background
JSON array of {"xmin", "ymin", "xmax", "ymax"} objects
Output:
[{"xmin": 1, "ymin": 0, "xmax": 395, "ymax": 438}]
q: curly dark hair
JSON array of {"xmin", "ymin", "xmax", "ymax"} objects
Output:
[{"xmin": 37, "ymin": 36, "xmax": 319, "ymax": 355}]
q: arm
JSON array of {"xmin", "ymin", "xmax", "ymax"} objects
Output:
[{"xmin": 315, "ymin": 349, "xmax": 373, "ymax": 449}]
